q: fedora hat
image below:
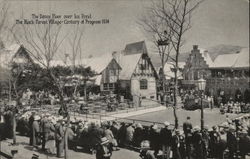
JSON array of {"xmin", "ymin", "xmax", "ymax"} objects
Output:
[
  {"xmin": 34, "ymin": 115, "xmax": 41, "ymax": 121},
  {"xmin": 140, "ymin": 140, "xmax": 150, "ymax": 149},
  {"xmin": 164, "ymin": 121, "xmax": 170, "ymax": 126}
]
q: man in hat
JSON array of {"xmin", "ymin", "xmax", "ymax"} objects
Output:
[
  {"xmin": 96, "ymin": 137, "xmax": 113, "ymax": 159},
  {"xmin": 238, "ymin": 129, "xmax": 250, "ymax": 159},
  {"xmin": 55, "ymin": 120, "xmax": 64, "ymax": 158},
  {"xmin": 139, "ymin": 140, "xmax": 156, "ymax": 159},
  {"xmin": 172, "ymin": 129, "xmax": 182, "ymax": 159},
  {"xmin": 32, "ymin": 115, "xmax": 41, "ymax": 150},
  {"xmin": 150, "ymin": 124, "xmax": 160, "ymax": 157},
  {"xmin": 160, "ymin": 121, "xmax": 172, "ymax": 159},
  {"xmin": 125, "ymin": 123, "xmax": 135, "ymax": 147},
  {"xmin": 201, "ymin": 125, "xmax": 210, "ymax": 159},
  {"xmin": 29, "ymin": 112, "xmax": 35, "ymax": 145},
  {"xmin": 209, "ymin": 126, "xmax": 221, "ymax": 158},
  {"xmin": 192, "ymin": 126, "xmax": 203, "ymax": 159},
  {"xmin": 183, "ymin": 116, "xmax": 193, "ymax": 159},
  {"xmin": 227, "ymin": 126, "xmax": 237, "ymax": 159}
]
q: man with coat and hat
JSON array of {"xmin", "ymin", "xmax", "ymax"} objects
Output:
[
  {"xmin": 227, "ymin": 126, "xmax": 237, "ymax": 159},
  {"xmin": 183, "ymin": 116, "xmax": 193, "ymax": 159},
  {"xmin": 172, "ymin": 129, "xmax": 182, "ymax": 159},
  {"xmin": 192, "ymin": 126, "xmax": 203, "ymax": 159},
  {"xmin": 209, "ymin": 126, "xmax": 221, "ymax": 158},
  {"xmin": 55, "ymin": 120, "xmax": 64, "ymax": 158},
  {"xmin": 160, "ymin": 121, "xmax": 172, "ymax": 159}
]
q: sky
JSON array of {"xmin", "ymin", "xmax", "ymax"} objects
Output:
[{"xmin": 6, "ymin": 0, "xmax": 250, "ymax": 60}]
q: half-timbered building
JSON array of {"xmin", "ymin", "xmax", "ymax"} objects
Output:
[{"xmin": 114, "ymin": 41, "xmax": 158, "ymax": 100}]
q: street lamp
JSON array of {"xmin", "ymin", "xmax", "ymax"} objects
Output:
[{"xmin": 197, "ymin": 78, "xmax": 206, "ymax": 130}]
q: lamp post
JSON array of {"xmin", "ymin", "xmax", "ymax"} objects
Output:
[{"xmin": 197, "ymin": 78, "xmax": 206, "ymax": 130}]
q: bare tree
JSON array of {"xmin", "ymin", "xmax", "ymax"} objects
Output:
[
  {"xmin": 138, "ymin": 0, "xmax": 174, "ymax": 105},
  {"xmin": 68, "ymin": 25, "xmax": 85, "ymax": 97},
  {"xmin": 139, "ymin": 0, "xmax": 203, "ymax": 128}
]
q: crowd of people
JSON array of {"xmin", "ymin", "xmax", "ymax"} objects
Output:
[
  {"xmin": 220, "ymin": 101, "xmax": 250, "ymax": 114},
  {"xmin": 0, "ymin": 109, "xmax": 245, "ymax": 159}
]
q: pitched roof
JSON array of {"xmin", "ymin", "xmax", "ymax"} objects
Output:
[
  {"xmin": 117, "ymin": 53, "xmax": 142, "ymax": 80},
  {"xmin": 0, "ymin": 44, "xmax": 22, "ymax": 69},
  {"xmin": 211, "ymin": 47, "xmax": 249, "ymax": 68},
  {"xmin": 124, "ymin": 41, "xmax": 147, "ymax": 55},
  {"xmin": 233, "ymin": 48, "xmax": 249, "ymax": 68},
  {"xmin": 206, "ymin": 44, "xmax": 243, "ymax": 61},
  {"xmin": 212, "ymin": 54, "xmax": 239, "ymax": 68},
  {"xmin": 85, "ymin": 55, "xmax": 114, "ymax": 74}
]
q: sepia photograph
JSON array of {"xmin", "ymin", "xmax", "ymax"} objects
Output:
[{"xmin": 0, "ymin": 0, "xmax": 249, "ymax": 158}]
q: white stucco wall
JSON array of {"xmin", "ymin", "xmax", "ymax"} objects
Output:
[{"xmin": 131, "ymin": 75, "xmax": 157, "ymax": 99}]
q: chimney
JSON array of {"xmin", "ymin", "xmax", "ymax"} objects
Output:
[{"xmin": 193, "ymin": 45, "xmax": 198, "ymax": 50}]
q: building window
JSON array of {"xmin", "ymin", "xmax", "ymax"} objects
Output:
[
  {"xmin": 109, "ymin": 83, "xmax": 115, "ymax": 90},
  {"xmin": 140, "ymin": 79, "xmax": 148, "ymax": 89},
  {"xmin": 103, "ymin": 83, "xmax": 108, "ymax": 91}
]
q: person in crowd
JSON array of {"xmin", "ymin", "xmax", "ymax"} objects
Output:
[
  {"xmin": 192, "ymin": 126, "xmax": 203, "ymax": 159},
  {"xmin": 67, "ymin": 123, "xmax": 76, "ymax": 150},
  {"xmin": 217, "ymin": 129, "xmax": 227, "ymax": 159},
  {"xmin": 209, "ymin": 126, "xmax": 221, "ymax": 158},
  {"xmin": 139, "ymin": 140, "xmax": 156, "ymax": 159},
  {"xmin": 160, "ymin": 121, "xmax": 172, "ymax": 159},
  {"xmin": 3, "ymin": 106, "xmax": 14, "ymax": 139},
  {"xmin": 172, "ymin": 129, "xmax": 182, "ymax": 159},
  {"xmin": 104, "ymin": 125, "xmax": 118, "ymax": 151},
  {"xmin": 227, "ymin": 126, "xmax": 237, "ymax": 159},
  {"xmin": 89, "ymin": 122, "xmax": 104, "ymax": 152},
  {"xmin": 133, "ymin": 123, "xmax": 144, "ymax": 147},
  {"xmin": 45, "ymin": 117, "xmax": 56, "ymax": 154},
  {"xmin": 32, "ymin": 115, "xmax": 41, "ymax": 150},
  {"xmin": 183, "ymin": 116, "xmax": 192, "ymax": 159},
  {"xmin": 201, "ymin": 125, "xmax": 210, "ymax": 159},
  {"xmin": 40, "ymin": 114, "xmax": 49, "ymax": 151},
  {"xmin": 125, "ymin": 123, "xmax": 135, "ymax": 147},
  {"xmin": 96, "ymin": 137, "xmax": 113, "ymax": 159},
  {"xmin": 55, "ymin": 120, "xmax": 64, "ymax": 158},
  {"xmin": 150, "ymin": 124, "xmax": 160, "ymax": 157},
  {"xmin": 238, "ymin": 129, "xmax": 250, "ymax": 159},
  {"xmin": 29, "ymin": 112, "xmax": 35, "ymax": 145},
  {"xmin": 110, "ymin": 121, "xmax": 119, "ymax": 145},
  {"xmin": 117, "ymin": 122, "xmax": 127, "ymax": 147}
]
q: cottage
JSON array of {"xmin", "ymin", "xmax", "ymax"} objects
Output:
[
  {"xmin": 114, "ymin": 41, "xmax": 158, "ymax": 101},
  {"xmin": 85, "ymin": 56, "xmax": 121, "ymax": 94},
  {"xmin": 0, "ymin": 44, "xmax": 35, "ymax": 97}
]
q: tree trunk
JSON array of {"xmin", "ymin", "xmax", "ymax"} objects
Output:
[
  {"xmin": 173, "ymin": 69, "xmax": 179, "ymax": 129},
  {"xmin": 12, "ymin": 110, "xmax": 16, "ymax": 145}
]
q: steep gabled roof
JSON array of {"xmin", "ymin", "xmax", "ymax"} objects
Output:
[
  {"xmin": 118, "ymin": 53, "xmax": 142, "ymax": 80},
  {"xmin": 124, "ymin": 41, "xmax": 147, "ymax": 55}
]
